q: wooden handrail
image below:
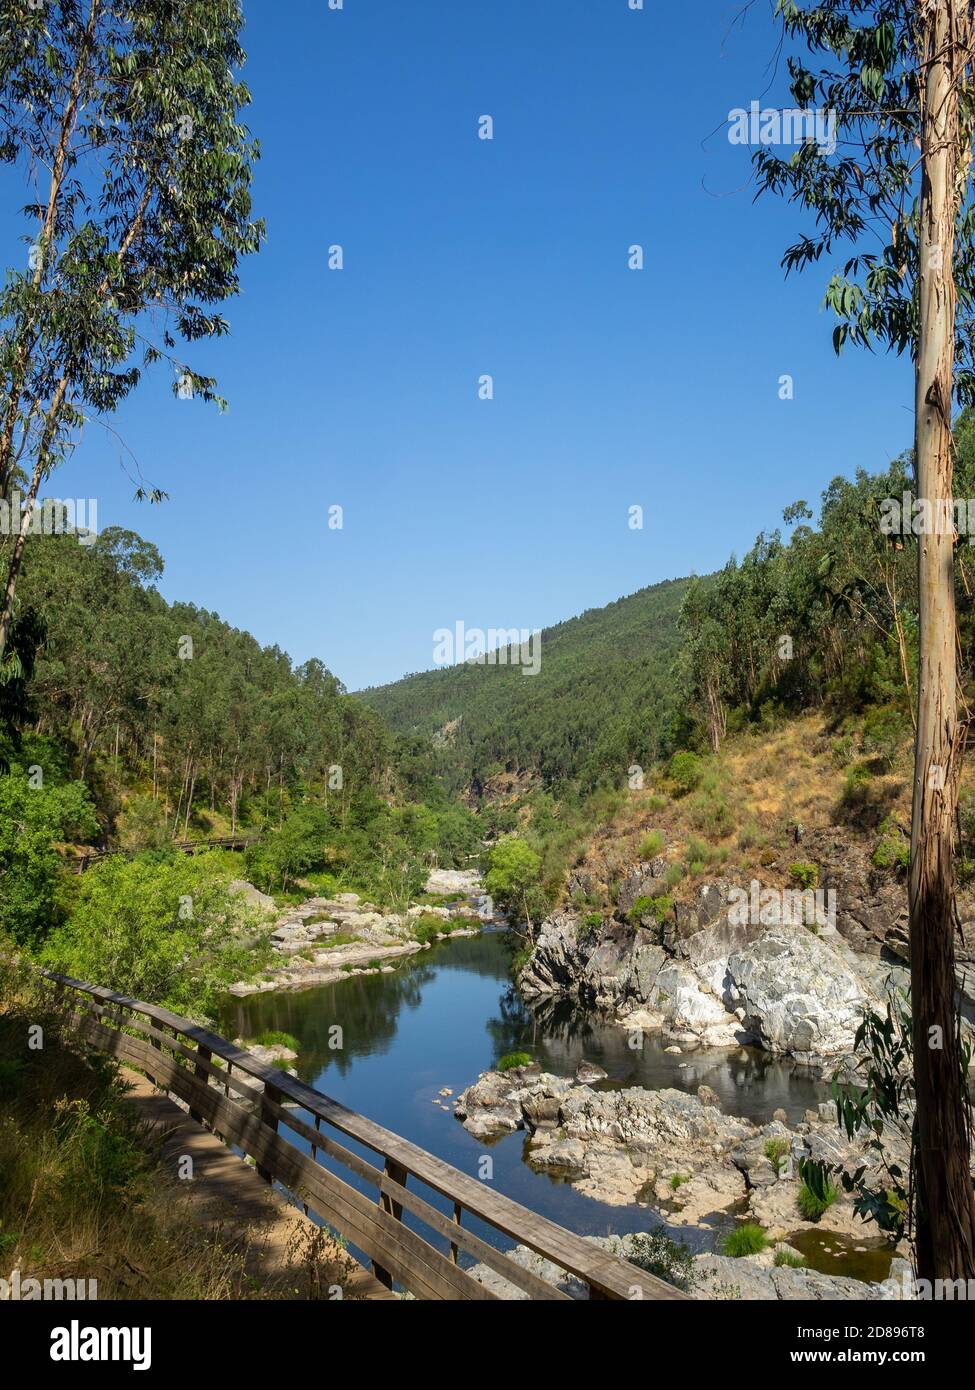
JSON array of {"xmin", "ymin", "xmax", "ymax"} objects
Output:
[{"xmin": 42, "ymin": 969, "xmax": 688, "ymax": 1302}]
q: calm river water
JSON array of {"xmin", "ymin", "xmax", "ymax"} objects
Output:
[{"xmin": 220, "ymin": 928, "xmax": 842, "ymax": 1264}]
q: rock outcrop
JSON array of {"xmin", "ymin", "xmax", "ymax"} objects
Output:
[
  {"xmin": 464, "ymin": 1233, "xmax": 913, "ymax": 1301},
  {"xmin": 455, "ymin": 1065, "xmax": 912, "ymax": 1236},
  {"xmin": 520, "ymin": 900, "xmax": 890, "ymax": 1061},
  {"xmin": 228, "ymin": 885, "xmax": 484, "ymax": 996}
]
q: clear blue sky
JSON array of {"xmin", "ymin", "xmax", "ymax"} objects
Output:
[{"xmin": 7, "ymin": 0, "xmax": 913, "ymax": 690}]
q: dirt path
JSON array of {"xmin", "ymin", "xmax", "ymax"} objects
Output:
[{"xmin": 121, "ymin": 1068, "xmax": 396, "ymax": 1301}]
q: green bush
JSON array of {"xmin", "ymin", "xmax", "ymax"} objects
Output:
[
  {"xmin": 774, "ymin": 1248, "xmax": 807, "ymax": 1268},
  {"xmin": 797, "ymin": 1160, "xmax": 838, "ymax": 1221},
  {"xmin": 41, "ymin": 852, "xmax": 268, "ymax": 1017},
  {"xmin": 872, "ymin": 820, "xmax": 910, "ymax": 872},
  {"xmin": 627, "ymin": 894, "xmax": 673, "ymax": 927},
  {"xmin": 789, "ymin": 861, "xmax": 819, "ymax": 890},
  {"xmin": 497, "ymin": 1052, "xmax": 532, "ymax": 1072},
  {"xmin": 484, "ymin": 837, "xmax": 543, "ymax": 926},
  {"xmin": 668, "ymin": 751, "xmax": 703, "ymax": 796},
  {"xmin": 763, "ymin": 1137, "xmax": 789, "ymax": 1171},
  {"xmin": 411, "ymin": 914, "xmax": 446, "ymax": 945},
  {"xmin": 686, "ymin": 789, "xmax": 735, "ymax": 837},
  {"xmin": 638, "ymin": 830, "xmax": 664, "ymax": 859},
  {"xmin": 721, "ymin": 1223, "xmax": 769, "ymax": 1257},
  {"xmin": 0, "ymin": 764, "xmax": 99, "ymax": 947},
  {"xmin": 626, "ymin": 1229, "xmax": 697, "ymax": 1292}
]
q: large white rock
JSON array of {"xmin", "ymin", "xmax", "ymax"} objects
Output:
[
  {"xmin": 725, "ymin": 926, "xmax": 880, "ymax": 1059},
  {"xmin": 424, "ymin": 867, "xmax": 482, "ymax": 897}
]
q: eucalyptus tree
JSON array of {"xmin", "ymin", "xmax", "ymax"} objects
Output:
[
  {"xmin": 752, "ymin": 0, "xmax": 975, "ymax": 1277},
  {"xmin": 0, "ymin": 0, "xmax": 264, "ymax": 662}
]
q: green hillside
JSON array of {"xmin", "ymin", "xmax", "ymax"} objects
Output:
[{"xmin": 359, "ymin": 577, "xmax": 693, "ymax": 796}]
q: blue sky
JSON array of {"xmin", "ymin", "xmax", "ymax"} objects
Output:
[{"xmin": 5, "ymin": 0, "xmax": 913, "ymax": 690}]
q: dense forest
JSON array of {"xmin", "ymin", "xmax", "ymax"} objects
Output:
[
  {"xmin": 360, "ymin": 576, "xmax": 690, "ymax": 795},
  {"xmin": 677, "ymin": 411, "xmax": 975, "ymax": 760},
  {"xmin": 0, "ymin": 526, "xmax": 480, "ymax": 957}
]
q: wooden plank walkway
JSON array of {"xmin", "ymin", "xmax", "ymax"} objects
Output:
[
  {"xmin": 45, "ymin": 969, "xmax": 688, "ymax": 1301},
  {"xmin": 122, "ymin": 1068, "xmax": 395, "ymax": 1301}
]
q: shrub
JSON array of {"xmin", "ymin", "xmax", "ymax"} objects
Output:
[
  {"xmin": 841, "ymin": 763, "xmax": 872, "ymax": 806},
  {"xmin": 862, "ymin": 705, "xmax": 908, "ymax": 770},
  {"xmin": 0, "ymin": 764, "xmax": 99, "ymax": 947},
  {"xmin": 664, "ymin": 863, "xmax": 684, "ymax": 889},
  {"xmin": 764, "ymin": 1137, "xmax": 789, "ymax": 1171},
  {"xmin": 668, "ymin": 751, "xmax": 703, "ymax": 796},
  {"xmin": 721, "ymin": 1223, "xmax": 769, "ymax": 1257},
  {"xmin": 737, "ymin": 819, "xmax": 763, "ymax": 851},
  {"xmin": 687, "ymin": 789, "xmax": 735, "ymax": 837},
  {"xmin": 116, "ymin": 794, "xmax": 171, "ymax": 853},
  {"xmin": 789, "ymin": 861, "xmax": 819, "ymax": 890},
  {"xmin": 411, "ymin": 914, "xmax": 446, "ymax": 945},
  {"xmin": 872, "ymin": 820, "xmax": 910, "ymax": 873},
  {"xmin": 638, "ymin": 830, "xmax": 664, "ymax": 859},
  {"xmin": 627, "ymin": 894, "xmax": 673, "ymax": 927},
  {"xmin": 497, "ymin": 1052, "xmax": 532, "ymax": 1072},
  {"xmin": 645, "ymin": 795, "xmax": 668, "ymax": 813},
  {"xmin": 252, "ymin": 1030, "xmax": 299, "ymax": 1051},
  {"xmin": 41, "ymin": 853, "xmax": 269, "ymax": 1017},
  {"xmin": 797, "ymin": 1160, "xmax": 838, "ymax": 1221},
  {"xmin": 578, "ymin": 912, "xmax": 603, "ymax": 945},
  {"xmin": 626, "ymin": 1229, "xmax": 697, "ymax": 1292},
  {"xmin": 774, "ymin": 1248, "xmax": 807, "ymax": 1268},
  {"xmin": 484, "ymin": 837, "xmax": 543, "ymax": 925}
]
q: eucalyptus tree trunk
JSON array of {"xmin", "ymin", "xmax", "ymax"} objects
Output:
[{"xmin": 909, "ymin": 0, "xmax": 975, "ymax": 1282}]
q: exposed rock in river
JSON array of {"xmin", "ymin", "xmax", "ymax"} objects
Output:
[
  {"xmin": 520, "ymin": 891, "xmax": 905, "ymax": 1063},
  {"xmin": 454, "ymin": 1064, "xmax": 912, "ymax": 1239},
  {"xmin": 464, "ymin": 1232, "xmax": 913, "ymax": 1301},
  {"xmin": 227, "ymin": 882, "xmax": 485, "ymax": 996}
]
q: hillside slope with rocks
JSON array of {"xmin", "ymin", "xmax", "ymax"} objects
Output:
[{"xmin": 515, "ymin": 716, "xmax": 975, "ymax": 1067}]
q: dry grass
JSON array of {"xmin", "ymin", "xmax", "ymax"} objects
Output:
[
  {"xmin": 0, "ymin": 957, "xmax": 353, "ymax": 1300},
  {"xmin": 569, "ymin": 713, "xmax": 918, "ymax": 910}
]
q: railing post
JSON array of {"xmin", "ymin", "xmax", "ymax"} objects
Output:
[
  {"xmin": 147, "ymin": 1014, "xmax": 163, "ymax": 1089},
  {"xmin": 257, "ymin": 1080, "xmax": 281, "ymax": 1184},
  {"xmin": 190, "ymin": 1044, "xmax": 211, "ymax": 1123},
  {"xmin": 450, "ymin": 1201, "xmax": 462, "ymax": 1265},
  {"xmin": 373, "ymin": 1156, "xmax": 409, "ymax": 1289}
]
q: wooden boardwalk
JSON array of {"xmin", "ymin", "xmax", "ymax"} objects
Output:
[
  {"xmin": 45, "ymin": 970, "xmax": 688, "ymax": 1302},
  {"xmin": 123, "ymin": 1069, "xmax": 395, "ymax": 1300}
]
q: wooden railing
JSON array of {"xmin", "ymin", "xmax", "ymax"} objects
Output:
[
  {"xmin": 68, "ymin": 835, "xmax": 259, "ymax": 873},
  {"xmin": 43, "ymin": 970, "xmax": 687, "ymax": 1302}
]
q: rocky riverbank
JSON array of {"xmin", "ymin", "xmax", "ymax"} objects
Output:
[
  {"xmin": 518, "ymin": 827, "xmax": 975, "ymax": 1066},
  {"xmin": 465, "ymin": 1232, "xmax": 914, "ymax": 1301},
  {"xmin": 454, "ymin": 1061, "xmax": 910, "ymax": 1244},
  {"xmin": 227, "ymin": 869, "xmax": 490, "ymax": 997}
]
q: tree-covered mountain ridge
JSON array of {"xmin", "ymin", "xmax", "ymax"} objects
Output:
[{"xmin": 358, "ymin": 575, "xmax": 694, "ymax": 797}]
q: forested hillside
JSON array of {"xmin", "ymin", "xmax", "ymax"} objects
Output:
[
  {"xmin": 0, "ymin": 526, "xmax": 481, "ymax": 957},
  {"xmin": 677, "ymin": 411, "xmax": 975, "ymax": 757},
  {"xmin": 360, "ymin": 576, "xmax": 691, "ymax": 796}
]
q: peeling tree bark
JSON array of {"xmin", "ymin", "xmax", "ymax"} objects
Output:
[{"xmin": 909, "ymin": 0, "xmax": 975, "ymax": 1283}]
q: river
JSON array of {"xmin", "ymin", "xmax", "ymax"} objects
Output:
[{"xmin": 220, "ymin": 927, "xmax": 842, "ymax": 1264}]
